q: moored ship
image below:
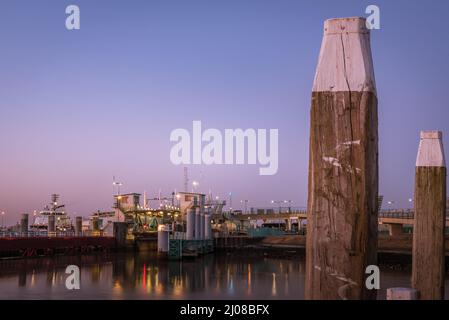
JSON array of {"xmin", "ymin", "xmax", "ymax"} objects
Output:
[{"xmin": 30, "ymin": 194, "xmax": 73, "ymax": 232}]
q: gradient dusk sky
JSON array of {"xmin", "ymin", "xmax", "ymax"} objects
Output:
[{"xmin": 1, "ymin": 0, "xmax": 449, "ymax": 224}]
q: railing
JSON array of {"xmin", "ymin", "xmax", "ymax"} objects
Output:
[
  {"xmin": 378, "ymin": 210, "xmax": 414, "ymax": 219},
  {"xmin": 230, "ymin": 207, "xmax": 307, "ymax": 215},
  {"xmin": 378, "ymin": 210, "xmax": 449, "ymax": 220},
  {"xmin": 247, "ymin": 227, "xmax": 285, "ymax": 237}
]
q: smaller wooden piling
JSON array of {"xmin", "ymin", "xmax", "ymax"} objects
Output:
[
  {"xmin": 412, "ymin": 131, "xmax": 446, "ymax": 300},
  {"xmin": 387, "ymin": 288, "xmax": 418, "ymax": 300}
]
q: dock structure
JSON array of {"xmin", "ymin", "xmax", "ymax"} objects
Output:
[
  {"xmin": 412, "ymin": 131, "xmax": 446, "ymax": 300},
  {"xmin": 167, "ymin": 204, "xmax": 215, "ymax": 259},
  {"xmin": 168, "ymin": 238, "xmax": 214, "ymax": 260},
  {"xmin": 0, "ymin": 236, "xmax": 115, "ymax": 258},
  {"xmin": 305, "ymin": 17, "xmax": 378, "ymax": 300}
]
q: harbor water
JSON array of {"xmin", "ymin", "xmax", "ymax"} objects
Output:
[{"xmin": 1, "ymin": 252, "xmax": 448, "ymax": 300}]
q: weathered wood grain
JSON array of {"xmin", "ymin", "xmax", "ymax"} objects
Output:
[
  {"xmin": 412, "ymin": 165, "xmax": 446, "ymax": 300},
  {"xmin": 306, "ymin": 17, "xmax": 378, "ymax": 300}
]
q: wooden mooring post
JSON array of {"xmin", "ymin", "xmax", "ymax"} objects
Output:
[
  {"xmin": 412, "ymin": 131, "xmax": 446, "ymax": 300},
  {"xmin": 305, "ymin": 17, "xmax": 378, "ymax": 300}
]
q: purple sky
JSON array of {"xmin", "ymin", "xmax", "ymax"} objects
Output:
[{"xmin": 1, "ymin": 0, "xmax": 449, "ymax": 224}]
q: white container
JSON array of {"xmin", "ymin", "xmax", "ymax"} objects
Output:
[
  {"xmin": 157, "ymin": 225, "xmax": 170, "ymax": 253},
  {"xmin": 195, "ymin": 208, "xmax": 201, "ymax": 240},
  {"xmin": 186, "ymin": 209, "xmax": 195, "ymax": 240}
]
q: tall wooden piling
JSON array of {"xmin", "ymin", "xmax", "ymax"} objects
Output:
[
  {"xmin": 305, "ymin": 17, "xmax": 378, "ymax": 300},
  {"xmin": 412, "ymin": 131, "xmax": 446, "ymax": 300}
]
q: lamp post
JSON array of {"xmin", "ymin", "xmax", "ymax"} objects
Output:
[
  {"xmin": 284, "ymin": 200, "xmax": 293, "ymax": 213},
  {"xmin": 387, "ymin": 200, "xmax": 395, "ymax": 211},
  {"xmin": 241, "ymin": 200, "xmax": 249, "ymax": 214},
  {"xmin": 1, "ymin": 211, "xmax": 5, "ymax": 229},
  {"xmin": 229, "ymin": 192, "xmax": 233, "ymax": 213},
  {"xmin": 113, "ymin": 179, "xmax": 123, "ymax": 195},
  {"xmin": 176, "ymin": 193, "xmax": 181, "ymax": 207}
]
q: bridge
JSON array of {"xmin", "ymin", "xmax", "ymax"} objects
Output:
[{"xmin": 214, "ymin": 209, "xmax": 449, "ymax": 236}]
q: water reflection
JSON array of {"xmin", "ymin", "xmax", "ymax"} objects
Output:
[
  {"xmin": 0, "ymin": 252, "xmax": 447, "ymax": 299},
  {"xmin": 0, "ymin": 252, "xmax": 305, "ymax": 299}
]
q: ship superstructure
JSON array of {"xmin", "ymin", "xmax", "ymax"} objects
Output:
[{"xmin": 30, "ymin": 194, "xmax": 72, "ymax": 231}]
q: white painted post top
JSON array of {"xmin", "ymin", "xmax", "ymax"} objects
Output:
[
  {"xmin": 421, "ymin": 131, "xmax": 442, "ymax": 139},
  {"xmin": 324, "ymin": 17, "xmax": 369, "ymax": 35},
  {"xmin": 312, "ymin": 17, "xmax": 376, "ymax": 94},
  {"xmin": 416, "ymin": 130, "xmax": 446, "ymax": 167}
]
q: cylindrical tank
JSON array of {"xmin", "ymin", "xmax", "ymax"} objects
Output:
[
  {"xmin": 186, "ymin": 209, "xmax": 195, "ymax": 240},
  {"xmin": 204, "ymin": 214, "xmax": 212, "ymax": 240},
  {"xmin": 157, "ymin": 225, "xmax": 170, "ymax": 253},
  {"xmin": 48, "ymin": 215, "xmax": 56, "ymax": 233},
  {"xmin": 195, "ymin": 208, "xmax": 201, "ymax": 240},
  {"xmin": 75, "ymin": 216, "xmax": 83, "ymax": 236},
  {"xmin": 199, "ymin": 212, "xmax": 205, "ymax": 240},
  {"xmin": 20, "ymin": 214, "xmax": 29, "ymax": 235}
]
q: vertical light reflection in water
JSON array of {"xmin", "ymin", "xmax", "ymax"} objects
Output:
[
  {"xmin": 142, "ymin": 264, "xmax": 146, "ymax": 288},
  {"xmin": 0, "ymin": 253, "xmax": 317, "ymax": 299},
  {"xmin": 155, "ymin": 267, "xmax": 163, "ymax": 296},
  {"xmin": 112, "ymin": 279, "xmax": 123, "ymax": 298},
  {"xmin": 172, "ymin": 275, "xmax": 184, "ymax": 298},
  {"xmin": 91, "ymin": 264, "xmax": 100, "ymax": 283},
  {"xmin": 227, "ymin": 266, "xmax": 234, "ymax": 293},
  {"xmin": 271, "ymin": 273, "xmax": 277, "ymax": 297},
  {"xmin": 147, "ymin": 266, "xmax": 152, "ymax": 294},
  {"xmin": 247, "ymin": 264, "xmax": 252, "ymax": 296},
  {"xmin": 30, "ymin": 270, "xmax": 35, "ymax": 287}
]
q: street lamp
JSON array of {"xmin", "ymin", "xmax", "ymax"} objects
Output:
[
  {"xmin": 1, "ymin": 211, "xmax": 5, "ymax": 229},
  {"xmin": 228, "ymin": 192, "xmax": 233, "ymax": 213},
  {"xmin": 284, "ymin": 200, "xmax": 293, "ymax": 212},
  {"xmin": 113, "ymin": 180, "xmax": 123, "ymax": 195},
  {"xmin": 271, "ymin": 200, "xmax": 285, "ymax": 213},
  {"xmin": 192, "ymin": 181, "xmax": 199, "ymax": 192},
  {"xmin": 176, "ymin": 193, "xmax": 181, "ymax": 207}
]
